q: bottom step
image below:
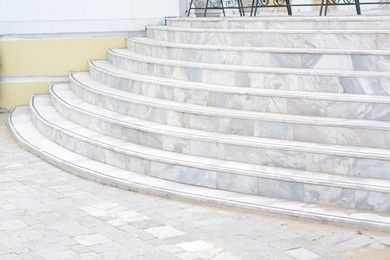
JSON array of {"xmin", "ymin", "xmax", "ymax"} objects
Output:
[{"xmin": 8, "ymin": 106, "xmax": 390, "ymax": 232}]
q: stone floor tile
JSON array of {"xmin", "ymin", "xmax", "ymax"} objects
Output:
[
  {"xmin": 176, "ymin": 240, "xmax": 216, "ymax": 252},
  {"xmin": 130, "ymin": 252, "xmax": 180, "ymax": 260},
  {"xmin": 11, "ymin": 232, "xmax": 45, "ymax": 248},
  {"xmin": 69, "ymin": 244, "xmax": 93, "ymax": 255},
  {"xmin": 175, "ymin": 251, "xmax": 206, "ymax": 260},
  {"xmin": 0, "ymin": 253, "xmax": 19, "ymax": 259},
  {"xmin": 79, "ymin": 252, "xmax": 101, "ymax": 259},
  {"xmin": 73, "ymin": 234, "xmax": 112, "ymax": 246},
  {"xmin": 285, "ymin": 247, "xmax": 321, "ymax": 260},
  {"xmin": 19, "ymin": 251, "xmax": 45, "ymax": 259},
  {"xmin": 158, "ymin": 244, "xmax": 184, "ymax": 254},
  {"xmin": 0, "ymin": 219, "xmax": 27, "ymax": 230},
  {"xmin": 0, "ymin": 246, "xmax": 15, "ymax": 256},
  {"xmin": 106, "ymin": 219, "xmax": 128, "ymax": 227},
  {"xmin": 175, "ymin": 239, "xmax": 224, "ymax": 258},
  {"xmin": 332, "ymin": 235, "xmax": 374, "ymax": 252},
  {"xmin": 38, "ymin": 249, "xmax": 79, "ymax": 259},
  {"xmin": 0, "ymin": 234, "xmax": 23, "ymax": 248},
  {"xmin": 1, "ymin": 113, "xmax": 390, "ymax": 259},
  {"xmin": 271, "ymin": 239, "xmax": 302, "ymax": 251},
  {"xmin": 148, "ymin": 234, "xmax": 197, "ymax": 247},
  {"xmin": 116, "ymin": 210, "xmax": 150, "ymax": 222},
  {"xmin": 145, "ymin": 226, "xmax": 186, "ymax": 239},
  {"xmin": 373, "ymin": 235, "xmax": 390, "ymax": 247},
  {"xmin": 296, "ymin": 229, "xmax": 329, "ymax": 241},
  {"xmin": 319, "ymin": 231, "xmax": 358, "ymax": 246},
  {"xmin": 210, "ymin": 251, "xmax": 242, "ymax": 260}
]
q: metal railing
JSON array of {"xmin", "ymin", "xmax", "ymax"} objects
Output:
[{"xmin": 187, "ymin": 0, "xmax": 389, "ymax": 16}]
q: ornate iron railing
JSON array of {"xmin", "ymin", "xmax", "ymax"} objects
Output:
[
  {"xmin": 187, "ymin": 0, "xmax": 389, "ymax": 16},
  {"xmin": 188, "ymin": 0, "xmax": 245, "ymax": 17}
]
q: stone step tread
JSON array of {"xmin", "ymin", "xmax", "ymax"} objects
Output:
[
  {"xmin": 128, "ymin": 36, "xmax": 390, "ymax": 55},
  {"xmin": 56, "ymin": 81, "xmax": 390, "ymax": 157},
  {"xmin": 9, "ymin": 106, "xmax": 390, "ymax": 232},
  {"xmin": 73, "ymin": 71, "xmax": 390, "ymax": 132},
  {"xmin": 91, "ymin": 60, "xmax": 390, "ymax": 104},
  {"xmin": 167, "ymin": 16, "xmax": 390, "ymax": 23},
  {"xmin": 33, "ymin": 93, "xmax": 390, "ymax": 192},
  {"xmin": 148, "ymin": 24, "xmax": 390, "ymax": 34},
  {"xmin": 109, "ymin": 48, "xmax": 390, "ymax": 78}
]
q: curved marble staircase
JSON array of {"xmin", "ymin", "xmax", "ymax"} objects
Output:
[{"xmin": 9, "ymin": 16, "xmax": 390, "ymax": 231}]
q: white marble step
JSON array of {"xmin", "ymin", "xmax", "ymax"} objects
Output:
[
  {"xmin": 108, "ymin": 48, "xmax": 390, "ymax": 96},
  {"xmin": 146, "ymin": 25, "xmax": 390, "ymax": 50},
  {"xmin": 28, "ymin": 97, "xmax": 390, "ymax": 212},
  {"xmin": 165, "ymin": 16, "xmax": 390, "ymax": 30},
  {"xmin": 57, "ymin": 80, "xmax": 390, "ymax": 164},
  {"xmin": 127, "ymin": 37, "xmax": 390, "ymax": 72},
  {"xmin": 9, "ymin": 107, "xmax": 390, "ymax": 232},
  {"xmin": 69, "ymin": 73, "xmax": 390, "ymax": 149},
  {"xmin": 63, "ymin": 80, "xmax": 390, "ymax": 179},
  {"xmin": 89, "ymin": 61, "xmax": 390, "ymax": 121}
]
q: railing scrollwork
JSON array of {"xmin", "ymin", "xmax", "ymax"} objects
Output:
[{"xmin": 188, "ymin": 0, "xmax": 386, "ymax": 17}]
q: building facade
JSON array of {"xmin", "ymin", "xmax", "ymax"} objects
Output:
[{"xmin": 0, "ymin": 0, "xmax": 182, "ymax": 111}]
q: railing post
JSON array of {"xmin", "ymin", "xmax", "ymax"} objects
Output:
[
  {"xmin": 285, "ymin": 0, "xmax": 292, "ymax": 15},
  {"xmin": 355, "ymin": 0, "xmax": 362, "ymax": 14},
  {"xmin": 188, "ymin": 0, "xmax": 194, "ymax": 16}
]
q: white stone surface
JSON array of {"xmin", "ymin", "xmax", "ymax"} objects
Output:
[
  {"xmin": 285, "ymin": 247, "xmax": 321, "ymax": 259},
  {"xmin": 5, "ymin": 109, "xmax": 390, "ymax": 258},
  {"xmin": 8, "ymin": 108, "xmax": 390, "ymax": 231},
  {"xmin": 0, "ymin": 220, "xmax": 27, "ymax": 231},
  {"xmin": 147, "ymin": 25, "xmax": 390, "ymax": 50},
  {"xmin": 145, "ymin": 226, "xmax": 185, "ymax": 239},
  {"xmin": 176, "ymin": 240, "xmax": 216, "ymax": 252},
  {"xmin": 73, "ymin": 234, "xmax": 112, "ymax": 246},
  {"xmin": 127, "ymin": 37, "xmax": 390, "ymax": 72},
  {"xmin": 6, "ymin": 15, "xmax": 390, "ymax": 240},
  {"xmin": 0, "ymin": 0, "xmax": 179, "ymax": 34},
  {"xmin": 108, "ymin": 48, "xmax": 390, "ymax": 95},
  {"xmin": 28, "ymin": 91, "xmax": 390, "ymax": 211}
]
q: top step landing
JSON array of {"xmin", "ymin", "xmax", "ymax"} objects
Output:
[{"xmin": 166, "ymin": 16, "xmax": 390, "ymax": 30}]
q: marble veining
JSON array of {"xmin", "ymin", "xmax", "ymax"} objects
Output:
[
  {"xmin": 18, "ymin": 17, "xmax": 390, "ymax": 215},
  {"xmin": 147, "ymin": 27, "xmax": 390, "ymax": 50},
  {"xmin": 259, "ymin": 178, "xmax": 304, "ymax": 202}
]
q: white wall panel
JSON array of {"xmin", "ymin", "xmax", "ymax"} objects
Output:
[
  {"xmin": 0, "ymin": 0, "xmax": 38, "ymax": 22},
  {"xmin": 132, "ymin": 0, "xmax": 179, "ymax": 18},
  {"xmin": 85, "ymin": 0, "xmax": 133, "ymax": 19},
  {"xmin": 0, "ymin": 0, "xmax": 180, "ymax": 34},
  {"xmin": 38, "ymin": 0, "xmax": 84, "ymax": 21}
]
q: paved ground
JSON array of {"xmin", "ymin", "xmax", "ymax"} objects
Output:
[{"xmin": 1, "ymin": 112, "xmax": 390, "ymax": 260}]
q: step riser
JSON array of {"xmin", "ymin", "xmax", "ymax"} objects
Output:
[
  {"xmin": 89, "ymin": 65, "xmax": 390, "ymax": 122},
  {"xmin": 127, "ymin": 39, "xmax": 390, "ymax": 72},
  {"xmin": 108, "ymin": 51, "xmax": 390, "ymax": 96},
  {"xmin": 10, "ymin": 107, "xmax": 390, "ymax": 231},
  {"xmin": 59, "ymin": 81, "xmax": 390, "ymax": 160},
  {"xmin": 70, "ymin": 76, "xmax": 390, "ymax": 150},
  {"xmin": 29, "ymin": 104, "xmax": 390, "ymax": 213},
  {"xmin": 166, "ymin": 19, "xmax": 390, "ymax": 30},
  {"xmin": 146, "ymin": 27, "xmax": 390, "ymax": 50},
  {"xmin": 66, "ymin": 81, "xmax": 390, "ymax": 179}
]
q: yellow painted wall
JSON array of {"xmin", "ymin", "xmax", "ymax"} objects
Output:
[
  {"xmin": 0, "ymin": 38, "xmax": 126, "ymax": 77},
  {"xmin": 0, "ymin": 82, "xmax": 51, "ymax": 110},
  {"xmin": 0, "ymin": 37, "xmax": 127, "ymax": 111}
]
